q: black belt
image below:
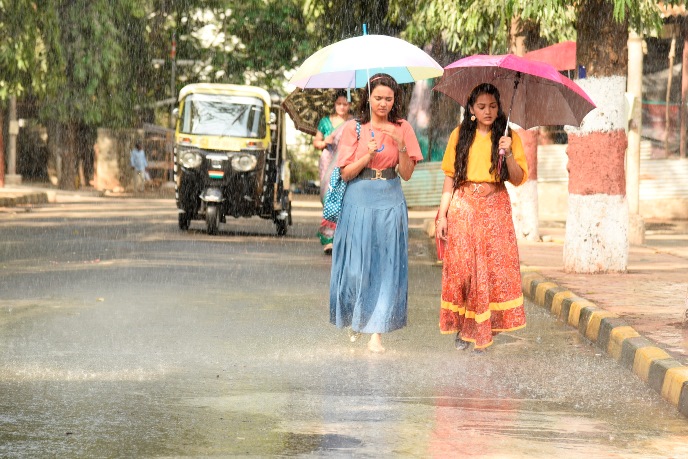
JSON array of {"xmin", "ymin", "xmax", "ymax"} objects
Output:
[{"xmin": 358, "ymin": 167, "xmax": 397, "ymax": 180}]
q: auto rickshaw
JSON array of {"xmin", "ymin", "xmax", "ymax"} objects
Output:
[{"xmin": 173, "ymin": 83, "xmax": 292, "ymax": 235}]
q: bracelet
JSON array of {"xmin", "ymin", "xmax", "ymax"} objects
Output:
[
  {"xmin": 435, "ymin": 217, "xmax": 446, "ymax": 225},
  {"xmin": 399, "ymin": 145, "xmax": 407, "ymax": 153},
  {"xmin": 506, "ymin": 152, "xmax": 513, "ymax": 158}
]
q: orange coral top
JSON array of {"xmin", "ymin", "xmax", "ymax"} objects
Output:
[{"xmin": 336, "ymin": 119, "xmax": 423, "ymax": 169}]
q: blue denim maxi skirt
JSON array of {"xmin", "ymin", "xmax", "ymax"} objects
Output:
[{"xmin": 329, "ymin": 176, "xmax": 409, "ymax": 333}]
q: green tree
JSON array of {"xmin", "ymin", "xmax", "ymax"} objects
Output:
[
  {"xmin": 39, "ymin": 0, "xmax": 143, "ymax": 189},
  {"xmin": 139, "ymin": 0, "xmax": 312, "ymax": 106},
  {"xmin": 0, "ymin": 0, "xmax": 62, "ymax": 98}
]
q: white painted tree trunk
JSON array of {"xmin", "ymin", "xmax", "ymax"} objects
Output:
[{"xmin": 564, "ymin": 76, "xmax": 629, "ymax": 273}]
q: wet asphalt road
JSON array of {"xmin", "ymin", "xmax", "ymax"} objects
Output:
[{"xmin": 0, "ymin": 194, "xmax": 687, "ymax": 458}]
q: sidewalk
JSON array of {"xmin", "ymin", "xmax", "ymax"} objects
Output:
[
  {"xmin": 517, "ymin": 220, "xmax": 688, "ymax": 417},
  {"xmin": 3, "ymin": 184, "xmax": 688, "ymax": 416},
  {"xmin": 405, "ymin": 202, "xmax": 688, "ymax": 417},
  {"xmin": 0, "ymin": 183, "xmax": 173, "ymax": 206}
]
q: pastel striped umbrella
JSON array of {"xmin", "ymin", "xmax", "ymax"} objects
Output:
[{"xmin": 289, "ymin": 34, "xmax": 443, "ymax": 89}]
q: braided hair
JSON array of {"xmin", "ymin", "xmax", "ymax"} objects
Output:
[{"xmin": 452, "ymin": 83, "xmax": 510, "ymax": 189}]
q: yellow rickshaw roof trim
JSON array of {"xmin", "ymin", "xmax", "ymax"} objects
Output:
[{"xmin": 177, "ymin": 83, "xmax": 272, "ymax": 107}]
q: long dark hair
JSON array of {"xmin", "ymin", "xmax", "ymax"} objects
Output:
[
  {"xmin": 333, "ymin": 89, "xmax": 348, "ymax": 104},
  {"xmin": 355, "ymin": 73, "xmax": 403, "ymax": 125},
  {"xmin": 452, "ymin": 83, "xmax": 510, "ymax": 189}
]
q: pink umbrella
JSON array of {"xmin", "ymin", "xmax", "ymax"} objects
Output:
[
  {"xmin": 524, "ymin": 41, "xmax": 576, "ymax": 71},
  {"xmin": 432, "ymin": 54, "xmax": 595, "ymax": 130}
]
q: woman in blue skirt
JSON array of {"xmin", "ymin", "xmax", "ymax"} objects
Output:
[{"xmin": 329, "ymin": 73, "xmax": 423, "ymax": 353}]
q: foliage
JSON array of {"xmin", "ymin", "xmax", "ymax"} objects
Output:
[
  {"xmin": 133, "ymin": 0, "xmax": 313, "ymax": 108},
  {"xmin": 403, "ymin": 0, "xmax": 575, "ymax": 56},
  {"xmin": 302, "ymin": 0, "xmax": 404, "ymax": 45},
  {"xmin": 0, "ymin": 0, "xmax": 62, "ymax": 99},
  {"xmin": 38, "ymin": 0, "xmax": 137, "ymax": 127},
  {"xmin": 209, "ymin": 0, "xmax": 313, "ymax": 91},
  {"xmin": 401, "ymin": 0, "xmax": 667, "ymax": 56}
]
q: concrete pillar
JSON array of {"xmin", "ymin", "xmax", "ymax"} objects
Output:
[
  {"xmin": 627, "ymin": 31, "xmax": 645, "ymax": 244},
  {"xmin": 508, "ymin": 18, "xmax": 540, "ymax": 241},
  {"xmin": 509, "ymin": 128, "xmax": 540, "ymax": 241},
  {"xmin": 681, "ymin": 21, "xmax": 688, "ymax": 159}
]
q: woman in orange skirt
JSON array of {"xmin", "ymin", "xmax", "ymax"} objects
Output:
[{"xmin": 435, "ymin": 83, "xmax": 528, "ymax": 351}]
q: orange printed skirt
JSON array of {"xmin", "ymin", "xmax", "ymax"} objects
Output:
[{"xmin": 439, "ymin": 187, "xmax": 526, "ymax": 348}]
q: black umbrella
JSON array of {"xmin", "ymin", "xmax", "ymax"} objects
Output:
[{"xmin": 281, "ymin": 88, "xmax": 358, "ymax": 136}]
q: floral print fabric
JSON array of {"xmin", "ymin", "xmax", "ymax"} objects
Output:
[{"xmin": 439, "ymin": 187, "xmax": 526, "ymax": 348}]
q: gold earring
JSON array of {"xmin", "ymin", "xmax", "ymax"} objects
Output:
[{"xmin": 470, "ymin": 115, "xmax": 476, "ymax": 122}]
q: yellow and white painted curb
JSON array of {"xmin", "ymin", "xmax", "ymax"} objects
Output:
[{"xmin": 522, "ymin": 270, "xmax": 688, "ymax": 418}]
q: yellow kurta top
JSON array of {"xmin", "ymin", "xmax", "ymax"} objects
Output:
[{"xmin": 441, "ymin": 127, "xmax": 528, "ymax": 185}]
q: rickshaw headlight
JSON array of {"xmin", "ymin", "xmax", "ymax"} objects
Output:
[
  {"xmin": 231, "ymin": 154, "xmax": 258, "ymax": 172},
  {"xmin": 179, "ymin": 150, "xmax": 202, "ymax": 168}
]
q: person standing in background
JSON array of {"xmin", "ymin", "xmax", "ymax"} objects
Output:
[
  {"xmin": 130, "ymin": 141, "xmax": 148, "ymax": 192},
  {"xmin": 314, "ymin": 90, "xmax": 352, "ymax": 255}
]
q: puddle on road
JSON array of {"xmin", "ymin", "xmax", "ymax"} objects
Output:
[{"xmin": 181, "ymin": 390, "xmax": 688, "ymax": 457}]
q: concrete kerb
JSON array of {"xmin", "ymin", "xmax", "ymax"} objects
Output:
[
  {"xmin": 0, "ymin": 191, "xmax": 50, "ymax": 207},
  {"xmin": 521, "ymin": 269, "xmax": 688, "ymax": 418},
  {"xmin": 0, "ymin": 186, "xmax": 109, "ymax": 207}
]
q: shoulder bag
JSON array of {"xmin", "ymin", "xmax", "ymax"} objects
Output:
[{"xmin": 322, "ymin": 121, "xmax": 360, "ymax": 223}]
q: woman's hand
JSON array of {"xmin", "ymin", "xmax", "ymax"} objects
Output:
[
  {"xmin": 381, "ymin": 124, "xmax": 405, "ymax": 152},
  {"xmin": 324, "ymin": 133, "xmax": 335, "ymax": 144},
  {"xmin": 498, "ymin": 135, "xmax": 512, "ymax": 154},
  {"xmin": 367, "ymin": 139, "xmax": 379, "ymax": 161},
  {"xmin": 436, "ymin": 217, "xmax": 448, "ymax": 241}
]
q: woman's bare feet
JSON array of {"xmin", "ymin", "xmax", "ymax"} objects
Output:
[
  {"xmin": 367, "ymin": 333, "xmax": 385, "ymax": 353},
  {"xmin": 347, "ymin": 328, "xmax": 361, "ymax": 342}
]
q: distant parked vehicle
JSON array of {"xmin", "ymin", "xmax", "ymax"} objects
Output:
[{"xmin": 301, "ymin": 180, "xmax": 320, "ymax": 195}]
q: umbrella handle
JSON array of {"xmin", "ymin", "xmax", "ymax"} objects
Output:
[
  {"xmin": 498, "ymin": 73, "xmax": 520, "ymax": 174},
  {"xmin": 370, "ymin": 130, "xmax": 385, "ymax": 152}
]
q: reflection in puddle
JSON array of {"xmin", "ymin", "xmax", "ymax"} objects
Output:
[{"xmin": 282, "ymin": 433, "xmax": 363, "ymax": 455}]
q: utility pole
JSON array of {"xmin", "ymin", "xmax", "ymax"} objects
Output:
[
  {"xmin": 627, "ymin": 31, "xmax": 645, "ymax": 244},
  {"xmin": 6, "ymin": 95, "xmax": 21, "ymax": 185},
  {"xmin": 0, "ymin": 104, "xmax": 4, "ymax": 187},
  {"xmin": 170, "ymin": 32, "xmax": 177, "ymax": 130}
]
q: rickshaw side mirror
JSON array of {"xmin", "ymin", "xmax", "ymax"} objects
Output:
[{"xmin": 172, "ymin": 108, "xmax": 179, "ymax": 120}]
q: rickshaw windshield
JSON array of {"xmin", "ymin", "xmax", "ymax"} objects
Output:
[{"xmin": 180, "ymin": 93, "xmax": 266, "ymax": 139}]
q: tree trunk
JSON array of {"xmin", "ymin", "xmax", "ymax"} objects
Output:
[
  {"xmin": 0, "ymin": 106, "xmax": 4, "ymax": 188},
  {"xmin": 564, "ymin": 0, "xmax": 629, "ymax": 273},
  {"xmin": 58, "ymin": 122, "xmax": 79, "ymax": 190}
]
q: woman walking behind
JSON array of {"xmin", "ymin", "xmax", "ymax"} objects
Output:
[
  {"xmin": 329, "ymin": 74, "xmax": 422, "ymax": 353},
  {"xmin": 435, "ymin": 83, "xmax": 528, "ymax": 351},
  {"xmin": 314, "ymin": 90, "xmax": 352, "ymax": 254}
]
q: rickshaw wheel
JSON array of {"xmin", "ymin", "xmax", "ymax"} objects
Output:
[
  {"xmin": 178, "ymin": 211, "xmax": 191, "ymax": 230},
  {"xmin": 275, "ymin": 196, "xmax": 290, "ymax": 236},
  {"xmin": 206, "ymin": 205, "xmax": 219, "ymax": 235},
  {"xmin": 276, "ymin": 218, "xmax": 288, "ymax": 237}
]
